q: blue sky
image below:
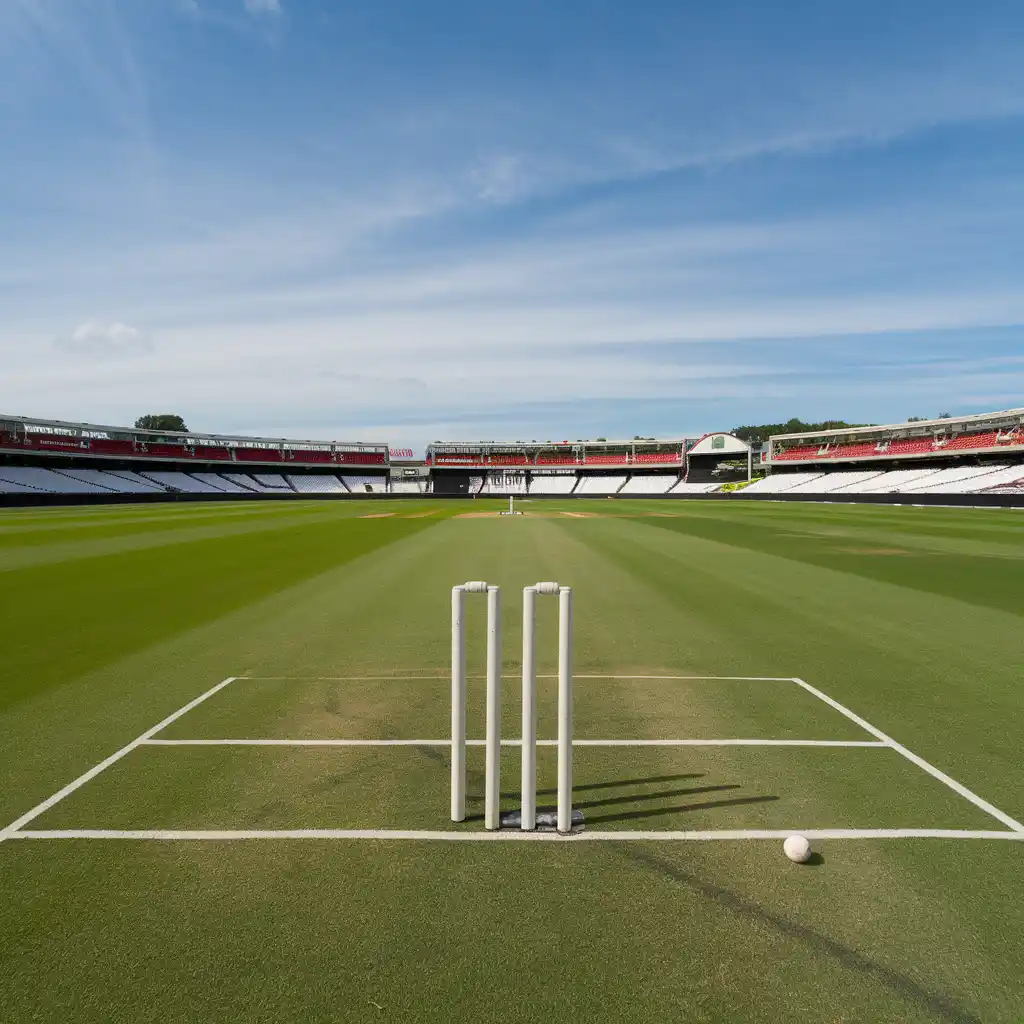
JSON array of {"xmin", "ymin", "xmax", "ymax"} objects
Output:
[{"xmin": 2, "ymin": 0, "xmax": 1024, "ymax": 452}]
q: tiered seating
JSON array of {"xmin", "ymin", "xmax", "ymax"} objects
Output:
[
  {"xmin": 783, "ymin": 470, "xmax": 887, "ymax": 494},
  {"xmin": 0, "ymin": 473, "xmax": 48, "ymax": 493},
  {"xmin": 481, "ymin": 472, "xmax": 528, "ymax": 495},
  {"xmin": 341, "ymin": 475, "xmax": 388, "ymax": 493},
  {"xmin": 822, "ymin": 443, "xmax": 883, "ymax": 459},
  {"xmin": 287, "ymin": 475, "xmax": 348, "ymax": 494},
  {"xmin": 835, "ymin": 468, "xmax": 941, "ymax": 493},
  {"xmin": 634, "ymin": 452, "xmax": 683, "ymax": 465},
  {"xmin": 190, "ymin": 473, "xmax": 246, "ymax": 493},
  {"xmin": 529, "ymin": 474, "xmax": 577, "ymax": 494},
  {"xmin": 743, "ymin": 473, "xmax": 825, "ymax": 494},
  {"xmin": 584, "ymin": 455, "xmax": 629, "ymax": 466},
  {"xmin": 573, "ymin": 475, "xmax": 627, "ymax": 495},
  {"xmin": 973, "ymin": 467, "xmax": 1024, "ymax": 492},
  {"xmin": 536, "ymin": 456, "xmax": 579, "ymax": 466},
  {"xmin": 618, "ymin": 475, "xmax": 678, "ymax": 494},
  {"xmin": 938, "ymin": 432, "xmax": 999, "ymax": 452},
  {"xmin": 220, "ymin": 473, "xmax": 262, "ymax": 492},
  {"xmin": 900, "ymin": 465, "xmax": 1011, "ymax": 493},
  {"xmin": 878, "ymin": 439, "xmax": 933, "ymax": 456},
  {"xmin": 773, "ymin": 445, "xmax": 822, "ymax": 462},
  {"xmin": 487, "ymin": 455, "xmax": 530, "ymax": 466},
  {"xmin": 142, "ymin": 472, "xmax": 227, "ymax": 494},
  {"xmin": 468, "ymin": 476, "xmax": 484, "ymax": 494},
  {"xmin": 668, "ymin": 481, "xmax": 722, "ymax": 495},
  {"xmin": 51, "ymin": 469, "xmax": 153, "ymax": 493},
  {"xmin": 251, "ymin": 473, "xmax": 293, "ymax": 491},
  {"xmin": 106, "ymin": 470, "xmax": 169, "ymax": 491},
  {"xmin": 0, "ymin": 467, "xmax": 115, "ymax": 493}
]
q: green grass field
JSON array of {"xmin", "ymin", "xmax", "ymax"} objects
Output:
[{"xmin": 1, "ymin": 498, "xmax": 1023, "ymax": 1022}]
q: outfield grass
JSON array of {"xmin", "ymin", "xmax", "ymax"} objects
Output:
[{"xmin": 1, "ymin": 498, "xmax": 1023, "ymax": 1022}]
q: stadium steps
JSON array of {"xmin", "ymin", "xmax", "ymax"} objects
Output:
[{"xmin": 49, "ymin": 468, "xmax": 130, "ymax": 493}]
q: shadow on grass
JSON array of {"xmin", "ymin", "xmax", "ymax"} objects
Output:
[
  {"xmin": 502, "ymin": 772, "xmax": 704, "ymax": 799},
  {"xmin": 585, "ymin": 792, "xmax": 779, "ymax": 824},
  {"xmin": 621, "ymin": 847, "xmax": 980, "ymax": 1024}
]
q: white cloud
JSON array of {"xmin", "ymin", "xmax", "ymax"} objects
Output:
[
  {"xmin": 55, "ymin": 320, "xmax": 152, "ymax": 357},
  {"xmin": 243, "ymin": 0, "xmax": 280, "ymax": 13}
]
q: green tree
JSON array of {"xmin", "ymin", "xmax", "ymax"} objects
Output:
[
  {"xmin": 135, "ymin": 414, "xmax": 189, "ymax": 433},
  {"xmin": 731, "ymin": 418, "xmax": 870, "ymax": 444}
]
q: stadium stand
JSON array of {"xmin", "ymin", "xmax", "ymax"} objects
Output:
[
  {"xmin": 618, "ymin": 475, "xmax": 679, "ymax": 495},
  {"xmin": 743, "ymin": 473, "xmax": 825, "ymax": 494},
  {"xmin": 900, "ymin": 465, "xmax": 1012, "ymax": 493},
  {"xmin": 251, "ymin": 473, "xmax": 294, "ymax": 492},
  {"xmin": 780, "ymin": 470, "xmax": 887, "ymax": 494},
  {"xmin": 342, "ymin": 475, "xmax": 388, "ymax": 494},
  {"xmin": 573, "ymin": 475, "xmax": 627, "ymax": 495},
  {"xmin": 973, "ymin": 467, "xmax": 1024, "ymax": 492},
  {"xmin": 668, "ymin": 481, "xmax": 722, "ymax": 495},
  {"xmin": 0, "ymin": 467, "xmax": 116, "ymax": 493},
  {"xmin": 48, "ymin": 469, "xmax": 152, "ymax": 493},
  {"xmin": 584, "ymin": 455, "xmax": 630, "ymax": 466},
  {"xmin": 105, "ymin": 470, "xmax": 169, "ymax": 492},
  {"xmin": 189, "ymin": 473, "xmax": 248, "ymax": 493},
  {"xmin": 744, "ymin": 473, "xmax": 825, "ymax": 494},
  {"xmin": 142, "ymin": 471, "xmax": 228, "ymax": 494},
  {"xmin": 468, "ymin": 476, "xmax": 484, "ymax": 495},
  {"xmin": 634, "ymin": 452, "xmax": 684, "ymax": 465},
  {"xmin": 0, "ymin": 474, "xmax": 49, "ymax": 493},
  {"xmin": 831, "ymin": 468, "xmax": 942, "ymax": 493},
  {"xmin": 287, "ymin": 474, "xmax": 348, "ymax": 494},
  {"xmin": 528, "ymin": 474, "xmax": 577, "ymax": 495}
]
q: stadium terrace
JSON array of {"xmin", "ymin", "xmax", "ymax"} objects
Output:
[{"xmin": 1, "ymin": 409, "xmax": 1023, "ymax": 507}]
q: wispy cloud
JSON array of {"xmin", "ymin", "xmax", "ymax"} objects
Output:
[
  {"xmin": 243, "ymin": 0, "xmax": 280, "ymax": 14},
  {"xmin": 54, "ymin": 320, "xmax": 153, "ymax": 357}
]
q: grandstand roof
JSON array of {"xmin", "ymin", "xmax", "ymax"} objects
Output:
[
  {"xmin": 0, "ymin": 413, "xmax": 388, "ymax": 451},
  {"xmin": 771, "ymin": 408, "xmax": 1024, "ymax": 443}
]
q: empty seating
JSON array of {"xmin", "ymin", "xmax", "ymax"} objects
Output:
[
  {"xmin": 251, "ymin": 473, "xmax": 293, "ymax": 491},
  {"xmin": 0, "ymin": 474, "xmax": 47, "ymax": 493},
  {"xmin": 529, "ymin": 474, "xmax": 577, "ymax": 494},
  {"xmin": 220, "ymin": 474, "xmax": 262, "ymax": 492},
  {"xmin": 972, "ymin": 467, "xmax": 1024, "ymax": 492},
  {"xmin": 633, "ymin": 452, "xmax": 683, "ymax": 465},
  {"xmin": 287, "ymin": 475, "xmax": 348, "ymax": 494},
  {"xmin": 105, "ymin": 470, "xmax": 169, "ymax": 491},
  {"xmin": 573, "ymin": 475, "xmax": 627, "ymax": 495},
  {"xmin": 190, "ymin": 473, "xmax": 247, "ymax": 493},
  {"xmin": 834, "ymin": 468, "xmax": 942, "ymax": 493},
  {"xmin": 773, "ymin": 445, "xmax": 822, "ymax": 462},
  {"xmin": 900, "ymin": 465, "xmax": 1011, "ymax": 493},
  {"xmin": 783, "ymin": 471, "xmax": 887, "ymax": 494},
  {"xmin": 743, "ymin": 473, "xmax": 825, "ymax": 494},
  {"xmin": 342, "ymin": 475, "xmax": 388, "ymax": 493},
  {"xmin": 584, "ymin": 455, "xmax": 629, "ymax": 466},
  {"xmin": 668, "ymin": 481, "xmax": 722, "ymax": 495},
  {"xmin": 142, "ymin": 472, "xmax": 228, "ymax": 494},
  {"xmin": 48, "ymin": 469, "xmax": 145, "ymax": 493},
  {"xmin": 0, "ymin": 467, "xmax": 115, "ymax": 493},
  {"xmin": 619, "ymin": 475, "xmax": 679, "ymax": 494},
  {"xmin": 939, "ymin": 432, "xmax": 999, "ymax": 452}
]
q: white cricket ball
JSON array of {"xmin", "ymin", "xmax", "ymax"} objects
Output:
[{"xmin": 783, "ymin": 834, "xmax": 812, "ymax": 863}]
